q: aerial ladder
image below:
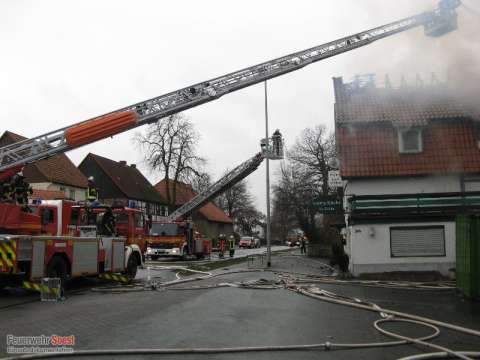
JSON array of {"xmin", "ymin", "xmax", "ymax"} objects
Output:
[
  {"xmin": 166, "ymin": 131, "xmax": 284, "ymax": 222},
  {"xmin": 0, "ymin": 0, "xmax": 460, "ymax": 179}
]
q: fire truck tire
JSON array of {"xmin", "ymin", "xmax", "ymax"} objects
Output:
[
  {"xmin": 47, "ymin": 256, "xmax": 68, "ymax": 290},
  {"xmin": 126, "ymin": 254, "xmax": 138, "ymax": 279}
]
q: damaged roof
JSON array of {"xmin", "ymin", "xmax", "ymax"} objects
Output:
[
  {"xmin": 333, "ymin": 77, "xmax": 480, "ymax": 126},
  {"xmin": 334, "ymin": 77, "xmax": 480, "ymax": 178}
]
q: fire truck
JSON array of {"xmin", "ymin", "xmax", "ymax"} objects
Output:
[
  {"xmin": 0, "ymin": 0, "xmax": 460, "ymax": 289},
  {"xmin": 144, "ymin": 151, "xmax": 277, "ymax": 260}
]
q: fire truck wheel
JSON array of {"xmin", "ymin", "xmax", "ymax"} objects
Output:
[
  {"xmin": 126, "ymin": 255, "xmax": 138, "ymax": 279},
  {"xmin": 47, "ymin": 256, "xmax": 68, "ymax": 289}
]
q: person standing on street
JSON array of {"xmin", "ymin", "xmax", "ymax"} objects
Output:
[
  {"xmin": 300, "ymin": 236, "xmax": 307, "ymax": 255},
  {"xmin": 228, "ymin": 235, "xmax": 235, "ymax": 258},
  {"xmin": 218, "ymin": 234, "xmax": 226, "ymax": 259}
]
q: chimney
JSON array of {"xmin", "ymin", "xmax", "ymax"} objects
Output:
[
  {"xmin": 130, "ymin": 164, "xmax": 136, "ymax": 169},
  {"xmin": 119, "ymin": 161, "xmax": 127, "ymax": 166}
]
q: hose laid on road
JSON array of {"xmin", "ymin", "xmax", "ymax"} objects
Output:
[
  {"xmin": 71, "ymin": 268, "xmax": 479, "ymax": 360},
  {"xmin": 278, "ymin": 273, "xmax": 456, "ymax": 291},
  {"xmin": 399, "ymin": 352, "xmax": 480, "ymax": 360}
]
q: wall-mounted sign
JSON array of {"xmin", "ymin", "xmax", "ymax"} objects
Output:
[
  {"xmin": 312, "ymin": 196, "xmax": 342, "ymax": 214},
  {"xmin": 328, "ymin": 170, "xmax": 345, "ymax": 188}
]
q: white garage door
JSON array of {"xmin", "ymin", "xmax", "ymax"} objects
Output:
[{"xmin": 390, "ymin": 226, "xmax": 445, "ymax": 257}]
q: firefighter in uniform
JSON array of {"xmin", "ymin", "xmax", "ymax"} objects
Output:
[
  {"xmin": 228, "ymin": 235, "xmax": 235, "ymax": 258},
  {"xmin": 86, "ymin": 176, "xmax": 98, "ymax": 204},
  {"xmin": 1, "ymin": 178, "xmax": 14, "ymax": 203},
  {"xmin": 13, "ymin": 172, "xmax": 33, "ymax": 211},
  {"xmin": 101, "ymin": 207, "xmax": 116, "ymax": 236},
  {"xmin": 218, "ymin": 234, "xmax": 226, "ymax": 259}
]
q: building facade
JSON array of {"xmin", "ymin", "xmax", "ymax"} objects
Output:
[
  {"xmin": 79, "ymin": 153, "xmax": 167, "ymax": 220},
  {"xmin": 155, "ymin": 179, "xmax": 234, "ymax": 240},
  {"xmin": 334, "ymin": 76, "xmax": 480, "ymax": 277}
]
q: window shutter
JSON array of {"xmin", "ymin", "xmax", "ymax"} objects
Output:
[{"xmin": 391, "ymin": 227, "xmax": 445, "ymax": 257}]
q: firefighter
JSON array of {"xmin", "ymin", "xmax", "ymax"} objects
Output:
[
  {"xmin": 1, "ymin": 178, "xmax": 14, "ymax": 203},
  {"xmin": 86, "ymin": 176, "xmax": 98, "ymax": 204},
  {"xmin": 218, "ymin": 234, "xmax": 226, "ymax": 259},
  {"xmin": 300, "ymin": 236, "xmax": 307, "ymax": 255},
  {"xmin": 101, "ymin": 207, "xmax": 116, "ymax": 236},
  {"xmin": 13, "ymin": 172, "xmax": 33, "ymax": 211},
  {"xmin": 228, "ymin": 235, "xmax": 235, "ymax": 258},
  {"xmin": 331, "ymin": 235, "xmax": 349, "ymax": 275}
]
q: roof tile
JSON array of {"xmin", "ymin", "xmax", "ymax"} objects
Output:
[{"xmin": 155, "ymin": 179, "xmax": 233, "ymax": 224}]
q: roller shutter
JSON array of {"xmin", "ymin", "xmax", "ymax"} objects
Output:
[{"xmin": 390, "ymin": 226, "xmax": 445, "ymax": 257}]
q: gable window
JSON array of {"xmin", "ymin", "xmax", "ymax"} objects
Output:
[{"xmin": 398, "ymin": 128, "xmax": 423, "ymax": 153}]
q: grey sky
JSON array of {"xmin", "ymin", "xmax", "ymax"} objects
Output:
[{"xmin": 1, "ymin": 0, "xmax": 479, "ymax": 212}]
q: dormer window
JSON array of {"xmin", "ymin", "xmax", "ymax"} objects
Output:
[{"xmin": 398, "ymin": 128, "xmax": 423, "ymax": 153}]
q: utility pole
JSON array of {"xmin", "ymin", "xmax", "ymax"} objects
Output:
[{"xmin": 264, "ymin": 80, "xmax": 271, "ymax": 267}]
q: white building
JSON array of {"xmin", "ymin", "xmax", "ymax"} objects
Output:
[{"xmin": 334, "ymin": 76, "xmax": 480, "ymax": 277}]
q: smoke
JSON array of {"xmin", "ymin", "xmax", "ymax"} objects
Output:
[{"xmin": 441, "ymin": 2, "xmax": 480, "ymax": 103}]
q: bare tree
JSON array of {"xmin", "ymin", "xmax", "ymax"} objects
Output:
[
  {"xmin": 190, "ymin": 171, "xmax": 212, "ymax": 194},
  {"xmin": 134, "ymin": 114, "xmax": 205, "ymax": 211},
  {"xmin": 272, "ymin": 162, "xmax": 319, "ymax": 242},
  {"xmin": 289, "ymin": 125, "xmax": 336, "ymax": 196},
  {"xmin": 215, "ymin": 178, "xmax": 264, "ymax": 236},
  {"xmin": 271, "ymin": 125, "xmax": 338, "ymax": 244}
]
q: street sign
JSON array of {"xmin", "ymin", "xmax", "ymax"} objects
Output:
[
  {"xmin": 312, "ymin": 196, "xmax": 342, "ymax": 214},
  {"xmin": 328, "ymin": 170, "xmax": 344, "ymax": 188}
]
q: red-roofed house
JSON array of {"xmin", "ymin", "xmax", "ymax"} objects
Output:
[
  {"xmin": 334, "ymin": 76, "xmax": 480, "ymax": 277},
  {"xmin": 0, "ymin": 131, "xmax": 88, "ymax": 201},
  {"xmin": 78, "ymin": 153, "xmax": 167, "ymax": 220},
  {"xmin": 155, "ymin": 179, "xmax": 233, "ymax": 240}
]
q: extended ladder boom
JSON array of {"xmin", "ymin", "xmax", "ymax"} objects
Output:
[
  {"xmin": 166, "ymin": 153, "xmax": 265, "ymax": 221},
  {"xmin": 0, "ymin": 0, "xmax": 460, "ymax": 173}
]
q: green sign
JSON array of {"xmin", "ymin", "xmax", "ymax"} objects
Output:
[{"xmin": 312, "ymin": 196, "xmax": 342, "ymax": 214}]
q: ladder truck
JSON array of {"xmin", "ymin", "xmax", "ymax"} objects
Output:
[
  {"xmin": 0, "ymin": 0, "xmax": 461, "ymax": 287},
  {"xmin": 145, "ymin": 134, "xmax": 284, "ymax": 260}
]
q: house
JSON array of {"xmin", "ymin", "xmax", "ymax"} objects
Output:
[
  {"xmin": 334, "ymin": 76, "xmax": 480, "ymax": 277},
  {"xmin": 155, "ymin": 179, "xmax": 234, "ymax": 239},
  {"xmin": 0, "ymin": 131, "xmax": 88, "ymax": 201},
  {"xmin": 78, "ymin": 153, "xmax": 167, "ymax": 220}
]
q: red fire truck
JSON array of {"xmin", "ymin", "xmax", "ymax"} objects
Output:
[{"xmin": 0, "ymin": 200, "xmax": 144, "ymax": 289}]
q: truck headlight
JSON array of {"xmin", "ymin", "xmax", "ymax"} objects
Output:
[
  {"xmin": 147, "ymin": 247, "xmax": 152, "ymax": 254},
  {"xmin": 171, "ymin": 248, "xmax": 178, "ymax": 254}
]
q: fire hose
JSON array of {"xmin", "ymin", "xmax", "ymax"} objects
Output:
[{"xmin": 11, "ymin": 268, "xmax": 478, "ymax": 360}]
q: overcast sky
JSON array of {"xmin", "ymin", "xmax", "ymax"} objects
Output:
[{"xmin": 1, "ymin": 0, "xmax": 479, "ymax": 212}]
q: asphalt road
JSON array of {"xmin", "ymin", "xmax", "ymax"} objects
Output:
[
  {"xmin": 146, "ymin": 245, "xmax": 291, "ymax": 265},
  {"xmin": 0, "ymin": 252, "xmax": 479, "ymax": 360}
]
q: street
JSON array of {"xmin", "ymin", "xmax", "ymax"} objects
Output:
[
  {"xmin": 0, "ymin": 251, "xmax": 479, "ymax": 360},
  {"xmin": 146, "ymin": 245, "xmax": 290, "ymax": 265}
]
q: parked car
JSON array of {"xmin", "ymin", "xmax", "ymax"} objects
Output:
[{"xmin": 239, "ymin": 236, "xmax": 260, "ymax": 249}]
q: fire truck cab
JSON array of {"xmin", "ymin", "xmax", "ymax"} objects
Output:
[{"xmin": 145, "ymin": 220, "xmax": 211, "ymax": 260}]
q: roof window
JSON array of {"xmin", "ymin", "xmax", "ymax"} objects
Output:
[{"xmin": 398, "ymin": 128, "xmax": 423, "ymax": 154}]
